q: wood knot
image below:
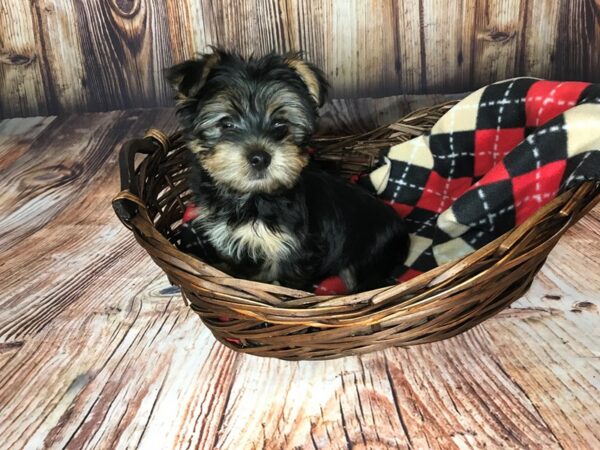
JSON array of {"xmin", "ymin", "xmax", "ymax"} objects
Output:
[
  {"xmin": 109, "ymin": 0, "xmax": 140, "ymax": 18},
  {"xmin": 158, "ymin": 285, "xmax": 181, "ymax": 296},
  {"xmin": 21, "ymin": 163, "xmax": 83, "ymax": 191},
  {"xmin": 571, "ymin": 301, "xmax": 596, "ymax": 312},
  {"xmin": 484, "ymin": 30, "xmax": 515, "ymax": 43},
  {"xmin": 0, "ymin": 53, "xmax": 35, "ymax": 66}
]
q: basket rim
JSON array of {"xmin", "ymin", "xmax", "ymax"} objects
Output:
[{"xmin": 111, "ymin": 99, "xmax": 600, "ymax": 359}]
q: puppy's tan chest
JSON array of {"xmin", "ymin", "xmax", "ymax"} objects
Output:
[{"xmin": 203, "ymin": 218, "xmax": 299, "ymax": 273}]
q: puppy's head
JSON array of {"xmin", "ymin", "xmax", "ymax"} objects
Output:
[{"xmin": 166, "ymin": 49, "xmax": 328, "ymax": 193}]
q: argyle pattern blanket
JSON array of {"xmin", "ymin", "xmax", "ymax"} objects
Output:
[
  {"xmin": 357, "ymin": 77, "xmax": 600, "ymax": 283},
  {"xmin": 179, "ymin": 77, "xmax": 600, "ymax": 294}
]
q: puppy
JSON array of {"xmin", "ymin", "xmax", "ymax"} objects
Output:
[{"xmin": 166, "ymin": 49, "xmax": 409, "ymax": 292}]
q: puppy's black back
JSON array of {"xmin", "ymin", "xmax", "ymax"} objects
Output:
[{"xmin": 300, "ymin": 166, "xmax": 409, "ymax": 290}]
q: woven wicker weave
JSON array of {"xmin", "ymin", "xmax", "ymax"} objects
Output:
[{"xmin": 112, "ymin": 102, "xmax": 600, "ymax": 360}]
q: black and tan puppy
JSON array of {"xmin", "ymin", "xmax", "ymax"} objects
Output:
[{"xmin": 166, "ymin": 49, "xmax": 408, "ymax": 292}]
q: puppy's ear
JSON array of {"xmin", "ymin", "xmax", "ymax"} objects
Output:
[
  {"xmin": 165, "ymin": 53, "xmax": 220, "ymax": 99},
  {"xmin": 284, "ymin": 54, "xmax": 329, "ymax": 107}
]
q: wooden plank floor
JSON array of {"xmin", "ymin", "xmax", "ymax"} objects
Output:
[{"xmin": 0, "ymin": 101, "xmax": 599, "ymax": 450}]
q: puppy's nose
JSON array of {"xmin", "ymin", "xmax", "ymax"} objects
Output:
[{"xmin": 247, "ymin": 150, "xmax": 271, "ymax": 170}]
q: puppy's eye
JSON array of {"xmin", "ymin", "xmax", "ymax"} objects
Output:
[
  {"xmin": 219, "ymin": 117, "xmax": 236, "ymax": 129},
  {"xmin": 272, "ymin": 121, "xmax": 289, "ymax": 140}
]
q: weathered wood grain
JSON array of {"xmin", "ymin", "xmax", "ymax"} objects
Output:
[
  {"xmin": 471, "ymin": 0, "xmax": 527, "ymax": 85},
  {"xmin": 484, "ymin": 209, "xmax": 600, "ymax": 449},
  {"xmin": 71, "ymin": 0, "xmax": 173, "ymax": 112},
  {"xmin": 2, "ymin": 0, "xmax": 600, "ymax": 118},
  {"xmin": 0, "ymin": 116, "xmax": 56, "ymax": 162},
  {"xmin": 0, "ymin": 108, "xmax": 177, "ymax": 346},
  {"xmin": 29, "ymin": 0, "xmax": 89, "ymax": 115},
  {"xmin": 519, "ymin": 0, "xmax": 561, "ymax": 77},
  {"xmin": 553, "ymin": 0, "xmax": 600, "ymax": 82},
  {"xmin": 165, "ymin": 0, "xmax": 210, "ymax": 65},
  {"xmin": 418, "ymin": 0, "xmax": 476, "ymax": 93},
  {"xmin": 0, "ymin": 0, "xmax": 50, "ymax": 117},
  {"xmin": 0, "ymin": 106, "xmax": 598, "ymax": 449}
]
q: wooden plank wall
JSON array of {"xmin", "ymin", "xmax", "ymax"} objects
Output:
[{"xmin": 1, "ymin": 0, "xmax": 599, "ymax": 118}]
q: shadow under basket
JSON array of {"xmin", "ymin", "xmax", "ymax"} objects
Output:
[{"xmin": 112, "ymin": 102, "xmax": 600, "ymax": 360}]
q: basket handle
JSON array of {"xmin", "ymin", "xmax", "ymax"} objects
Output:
[{"xmin": 112, "ymin": 129, "xmax": 170, "ymax": 227}]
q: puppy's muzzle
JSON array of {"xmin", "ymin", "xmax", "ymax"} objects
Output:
[{"xmin": 247, "ymin": 150, "xmax": 271, "ymax": 170}]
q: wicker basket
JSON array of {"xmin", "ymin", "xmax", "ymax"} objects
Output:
[{"xmin": 112, "ymin": 102, "xmax": 600, "ymax": 360}]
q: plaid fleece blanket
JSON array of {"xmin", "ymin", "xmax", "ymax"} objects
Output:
[
  {"xmin": 180, "ymin": 78, "xmax": 600, "ymax": 294},
  {"xmin": 356, "ymin": 77, "xmax": 600, "ymax": 284}
]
